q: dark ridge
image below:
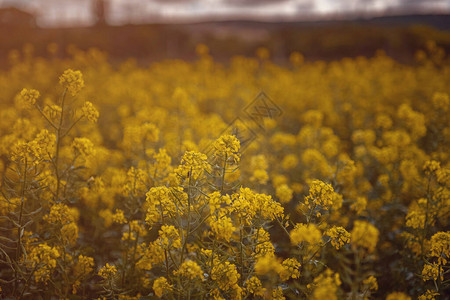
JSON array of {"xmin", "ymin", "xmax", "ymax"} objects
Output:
[{"xmin": 0, "ymin": 14, "xmax": 449, "ymax": 68}]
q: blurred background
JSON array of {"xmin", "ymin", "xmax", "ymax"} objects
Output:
[{"xmin": 1, "ymin": 0, "xmax": 450, "ymax": 66}]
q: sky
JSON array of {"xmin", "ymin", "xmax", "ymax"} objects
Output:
[{"xmin": 1, "ymin": 0, "xmax": 450, "ymax": 27}]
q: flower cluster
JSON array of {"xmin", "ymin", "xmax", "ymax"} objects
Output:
[
  {"xmin": 27, "ymin": 243, "xmax": 61, "ymax": 283},
  {"xmin": 351, "ymin": 220, "xmax": 379, "ymax": 254},
  {"xmin": 325, "ymin": 226, "xmax": 351, "ymax": 250},
  {"xmin": 213, "ymin": 134, "xmax": 241, "ymax": 164},
  {"xmin": 59, "ymin": 69, "xmax": 84, "ymax": 95},
  {"xmin": 81, "ymin": 101, "xmax": 99, "ymax": 122},
  {"xmin": 0, "ymin": 46, "xmax": 449, "ymax": 299},
  {"xmin": 19, "ymin": 88, "xmax": 40, "ymax": 106}
]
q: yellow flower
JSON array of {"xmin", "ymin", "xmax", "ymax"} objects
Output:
[
  {"xmin": 158, "ymin": 225, "xmax": 181, "ymax": 249},
  {"xmin": 74, "ymin": 255, "xmax": 94, "ymax": 279},
  {"xmin": 173, "ymin": 260, "xmax": 204, "ymax": 281},
  {"xmin": 276, "ymin": 184, "xmax": 293, "ymax": 204},
  {"xmin": 98, "ymin": 263, "xmax": 117, "ymax": 280},
  {"xmin": 211, "ymin": 259, "xmax": 240, "ymax": 292},
  {"xmin": 145, "ymin": 186, "xmax": 186, "ymax": 223},
  {"xmin": 122, "ymin": 167, "xmax": 149, "ymax": 196},
  {"xmin": 175, "ymin": 151, "xmax": 209, "ymax": 180},
  {"xmin": 423, "ymin": 160, "xmax": 441, "ymax": 176},
  {"xmin": 249, "ymin": 155, "xmax": 269, "ymax": 184},
  {"xmin": 302, "ymin": 110, "xmax": 323, "ymax": 127},
  {"xmin": 112, "ymin": 209, "xmax": 127, "ymax": 224},
  {"xmin": 397, "ymin": 104, "xmax": 426, "ymax": 139},
  {"xmin": 422, "ymin": 263, "xmax": 443, "ymax": 281},
  {"xmin": 272, "ymin": 286, "xmax": 285, "ymax": 300},
  {"xmin": 34, "ymin": 129, "xmax": 56, "ymax": 155},
  {"xmin": 352, "ymin": 129, "xmax": 376, "ymax": 145},
  {"xmin": 44, "ymin": 203, "xmax": 76, "ymax": 224},
  {"xmin": 195, "ymin": 43, "xmax": 209, "ymax": 56},
  {"xmin": 130, "ymin": 220, "xmax": 146, "ymax": 236},
  {"xmin": 405, "ymin": 199, "xmax": 430, "ymax": 229},
  {"xmin": 305, "ymin": 180, "xmax": 340, "ymax": 210},
  {"xmin": 81, "ymin": 101, "xmax": 99, "ymax": 122},
  {"xmin": 210, "ymin": 289, "xmax": 225, "ymax": 300},
  {"xmin": 363, "ymin": 275, "xmax": 378, "ymax": 291},
  {"xmin": 153, "ymin": 277, "xmax": 173, "ymax": 298},
  {"xmin": 350, "ymin": 197, "xmax": 367, "ymax": 215},
  {"xmin": 209, "ymin": 215, "xmax": 235, "ymax": 242},
  {"xmin": 270, "ymin": 132, "xmax": 296, "ymax": 151},
  {"xmin": 141, "ymin": 122, "xmax": 160, "ymax": 143},
  {"xmin": 432, "ymin": 92, "xmax": 449, "ymax": 111},
  {"xmin": 43, "ymin": 104, "xmax": 62, "ymax": 121},
  {"xmin": 281, "ymin": 154, "xmax": 299, "ymax": 170},
  {"xmin": 99, "ymin": 209, "xmax": 114, "ymax": 227},
  {"xmin": 325, "ymin": 226, "xmax": 350, "ymax": 250},
  {"xmin": 301, "ymin": 149, "xmax": 332, "ymax": 178},
  {"xmin": 429, "ymin": 231, "xmax": 450, "ymax": 265},
  {"xmin": 10, "ymin": 130, "xmax": 55, "ymax": 166},
  {"xmin": 351, "ymin": 220, "xmax": 379, "ymax": 253},
  {"xmin": 151, "ymin": 148, "xmax": 172, "ymax": 175},
  {"xmin": 290, "ymin": 223, "xmax": 322, "ymax": 246},
  {"xmin": 419, "ymin": 290, "xmax": 439, "ymax": 300},
  {"xmin": 279, "ymin": 258, "xmax": 301, "ymax": 281},
  {"xmin": 290, "ymin": 51, "xmax": 304, "ymax": 66},
  {"xmin": 19, "ymin": 88, "xmax": 40, "ymax": 106},
  {"xmin": 250, "ymin": 154, "xmax": 268, "ymax": 171},
  {"xmin": 208, "ymin": 191, "xmax": 231, "ymax": 215},
  {"xmin": 136, "ymin": 241, "xmax": 165, "ymax": 271},
  {"xmin": 72, "ymin": 137, "xmax": 95, "ymax": 157},
  {"xmin": 256, "ymin": 47, "xmax": 270, "ymax": 60},
  {"xmin": 336, "ymin": 159, "xmax": 356, "ymax": 186},
  {"xmin": 28, "ymin": 243, "xmax": 60, "ymax": 283},
  {"xmin": 231, "ymin": 187, "xmax": 284, "ymax": 222},
  {"xmin": 122, "ymin": 123, "xmax": 159, "ymax": 151},
  {"xmin": 245, "ymin": 276, "xmax": 265, "ymax": 296},
  {"xmin": 253, "ymin": 228, "xmax": 275, "ymax": 258},
  {"xmin": 254, "ymin": 255, "xmax": 283, "ymax": 276},
  {"xmin": 61, "ymin": 222, "xmax": 79, "ymax": 245},
  {"xmin": 0, "ymin": 196, "xmax": 20, "ymax": 215},
  {"xmin": 375, "ymin": 113, "xmax": 393, "ymax": 129},
  {"xmin": 311, "ymin": 269, "xmax": 341, "ymax": 300},
  {"xmin": 59, "ymin": 69, "xmax": 84, "ymax": 96},
  {"xmin": 386, "ymin": 292, "xmax": 411, "ymax": 300},
  {"xmin": 250, "ymin": 169, "xmax": 269, "ymax": 185},
  {"xmin": 213, "ymin": 134, "xmax": 241, "ymax": 164}
]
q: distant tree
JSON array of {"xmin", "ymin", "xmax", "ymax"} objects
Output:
[
  {"xmin": 0, "ymin": 7, "xmax": 36, "ymax": 28},
  {"xmin": 94, "ymin": 0, "xmax": 106, "ymax": 25}
]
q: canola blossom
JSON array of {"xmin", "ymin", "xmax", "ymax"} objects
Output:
[{"xmin": 0, "ymin": 44, "xmax": 448, "ymax": 299}]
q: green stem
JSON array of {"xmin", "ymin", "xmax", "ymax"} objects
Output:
[
  {"xmin": 421, "ymin": 175, "xmax": 432, "ymax": 259},
  {"xmin": 35, "ymin": 104, "xmax": 58, "ymax": 130},
  {"xmin": 54, "ymin": 88, "xmax": 67, "ymax": 202},
  {"xmin": 16, "ymin": 158, "xmax": 27, "ymax": 261},
  {"xmin": 19, "ymin": 265, "xmax": 37, "ymax": 299},
  {"xmin": 61, "ymin": 115, "xmax": 83, "ymax": 138},
  {"xmin": 165, "ymin": 250, "xmax": 170, "ymax": 279},
  {"xmin": 130, "ymin": 231, "xmax": 140, "ymax": 278},
  {"xmin": 220, "ymin": 153, "xmax": 227, "ymax": 193},
  {"xmin": 351, "ymin": 250, "xmax": 361, "ymax": 300},
  {"xmin": 121, "ymin": 224, "xmax": 131, "ymax": 287},
  {"xmin": 239, "ymin": 218, "xmax": 244, "ymax": 286},
  {"xmin": 180, "ymin": 169, "xmax": 193, "ymax": 265},
  {"xmin": 307, "ymin": 202, "xmax": 317, "ymax": 225},
  {"xmin": 13, "ymin": 158, "xmax": 27, "ymax": 296}
]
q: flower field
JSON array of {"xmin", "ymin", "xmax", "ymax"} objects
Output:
[{"xmin": 0, "ymin": 43, "xmax": 449, "ymax": 299}]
